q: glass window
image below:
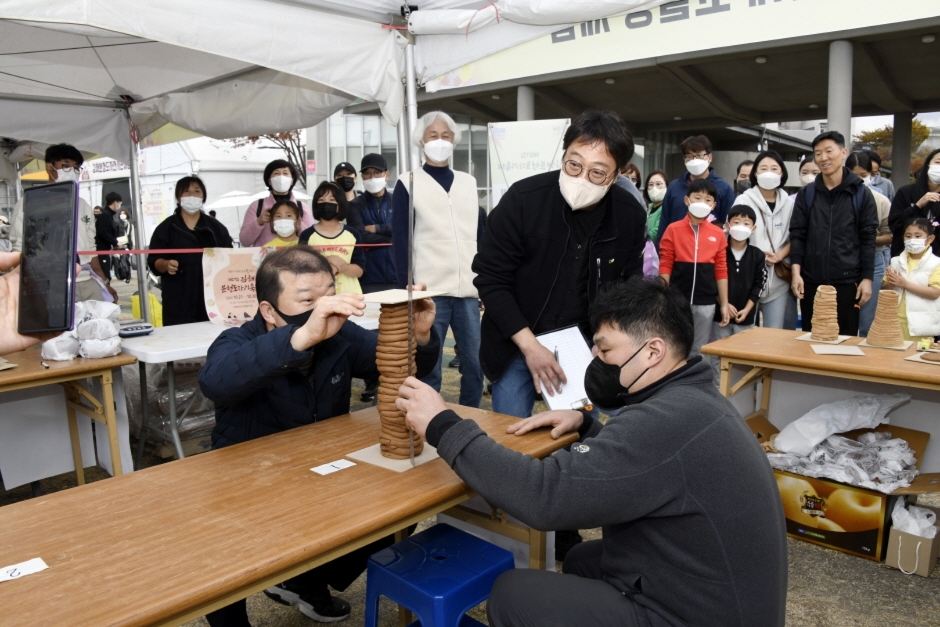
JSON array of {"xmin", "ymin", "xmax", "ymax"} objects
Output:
[
  {"xmin": 381, "ymin": 147, "xmax": 398, "ymax": 186},
  {"xmin": 346, "ymin": 146, "xmax": 363, "ymax": 177},
  {"xmin": 329, "ymin": 147, "xmax": 345, "ymax": 174},
  {"xmin": 346, "ymin": 115, "xmax": 363, "ymax": 147},
  {"xmin": 381, "ymin": 118, "xmax": 398, "ymax": 147},
  {"xmin": 363, "ymin": 116, "xmax": 380, "ymax": 151},
  {"xmin": 329, "ymin": 114, "xmax": 345, "ymax": 148}
]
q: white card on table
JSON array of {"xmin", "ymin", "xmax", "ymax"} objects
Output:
[
  {"xmin": 311, "ymin": 459, "xmax": 356, "ymax": 475},
  {"xmin": 811, "ymin": 344, "xmax": 865, "ymax": 356},
  {"xmin": 0, "ymin": 558, "xmax": 48, "ymax": 583}
]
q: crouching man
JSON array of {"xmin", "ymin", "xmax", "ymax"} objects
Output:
[
  {"xmin": 199, "ymin": 245, "xmax": 440, "ymax": 626},
  {"xmin": 396, "ymin": 278, "xmax": 787, "ymax": 627}
]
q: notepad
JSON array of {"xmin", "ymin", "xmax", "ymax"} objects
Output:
[{"xmin": 534, "ymin": 326, "xmax": 594, "ymax": 411}]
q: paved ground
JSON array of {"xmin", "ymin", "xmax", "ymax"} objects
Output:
[{"xmin": 2, "ymin": 277, "xmax": 939, "ymax": 625}]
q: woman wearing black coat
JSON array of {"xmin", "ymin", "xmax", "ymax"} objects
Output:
[
  {"xmin": 888, "ymin": 148, "xmax": 940, "ymax": 257},
  {"xmin": 147, "ymin": 176, "xmax": 233, "ymax": 326}
]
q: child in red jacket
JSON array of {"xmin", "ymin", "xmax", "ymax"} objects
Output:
[{"xmin": 659, "ymin": 178, "xmax": 730, "ymax": 359}]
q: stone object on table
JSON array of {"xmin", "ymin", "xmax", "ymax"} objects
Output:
[
  {"xmin": 375, "ymin": 301, "xmax": 423, "ymax": 459},
  {"xmin": 866, "ymin": 290, "xmax": 906, "ymax": 348},
  {"xmin": 810, "ymin": 285, "xmax": 841, "ymax": 342}
]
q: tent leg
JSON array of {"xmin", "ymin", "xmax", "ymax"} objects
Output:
[
  {"xmin": 404, "ymin": 38, "xmax": 420, "ymax": 172},
  {"xmin": 128, "ymin": 136, "xmax": 150, "ymax": 323}
]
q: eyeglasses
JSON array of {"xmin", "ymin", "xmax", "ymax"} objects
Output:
[
  {"xmin": 683, "ymin": 152, "xmax": 709, "ymax": 162},
  {"xmin": 563, "ymin": 160, "xmax": 612, "ymax": 185}
]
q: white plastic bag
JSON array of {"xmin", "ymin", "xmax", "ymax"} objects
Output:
[
  {"xmin": 79, "ymin": 336, "xmax": 122, "ymax": 359},
  {"xmin": 77, "ymin": 318, "xmax": 119, "ymax": 341},
  {"xmin": 774, "ymin": 394, "xmax": 911, "ymax": 456},
  {"xmin": 892, "ymin": 500, "xmax": 938, "ymax": 539},
  {"xmin": 40, "ymin": 333, "xmax": 80, "ymax": 361},
  {"xmin": 81, "ymin": 300, "xmax": 120, "ymax": 322}
]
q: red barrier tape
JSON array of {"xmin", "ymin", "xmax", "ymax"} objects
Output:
[{"xmin": 78, "ymin": 243, "xmax": 393, "ymax": 255}]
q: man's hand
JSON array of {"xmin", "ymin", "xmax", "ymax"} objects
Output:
[
  {"xmin": 506, "ymin": 409, "xmax": 583, "ymax": 440},
  {"xmin": 0, "ymin": 253, "xmax": 57, "ymax": 354},
  {"xmin": 156, "ymin": 259, "xmax": 179, "ymax": 275},
  {"xmin": 521, "ymin": 340, "xmax": 567, "ymax": 397},
  {"xmin": 106, "ymin": 283, "xmax": 119, "ymax": 303},
  {"xmin": 403, "ymin": 283, "xmax": 435, "ymax": 345},
  {"xmin": 857, "ymin": 278, "xmax": 873, "ymax": 306},
  {"xmin": 791, "ymin": 273, "xmax": 804, "ymax": 300},
  {"xmin": 396, "ymin": 376, "xmax": 448, "ymax": 439},
  {"xmin": 290, "ymin": 293, "xmax": 365, "ymax": 351}
]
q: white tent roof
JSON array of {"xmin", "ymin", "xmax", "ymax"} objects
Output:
[{"xmin": 0, "ymin": 1, "xmax": 664, "ymax": 164}]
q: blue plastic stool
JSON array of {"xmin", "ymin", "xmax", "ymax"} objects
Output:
[{"xmin": 364, "ymin": 523, "xmax": 515, "ymax": 627}]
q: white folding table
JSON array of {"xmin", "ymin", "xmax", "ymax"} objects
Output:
[{"xmin": 121, "ymin": 307, "xmax": 380, "ymax": 467}]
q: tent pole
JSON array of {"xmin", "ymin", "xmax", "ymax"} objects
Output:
[
  {"xmin": 397, "ymin": 113, "xmax": 410, "ymax": 175},
  {"xmin": 404, "ymin": 37, "xmax": 420, "ymax": 172},
  {"xmin": 129, "ymin": 138, "xmax": 150, "ymax": 323}
]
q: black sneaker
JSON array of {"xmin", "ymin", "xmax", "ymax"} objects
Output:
[
  {"xmin": 264, "ymin": 585, "xmax": 351, "ymax": 623},
  {"xmin": 554, "ymin": 529, "xmax": 583, "ymax": 562},
  {"xmin": 449, "ymin": 354, "xmax": 461, "ymax": 368},
  {"xmin": 360, "ymin": 380, "xmax": 378, "ymax": 403}
]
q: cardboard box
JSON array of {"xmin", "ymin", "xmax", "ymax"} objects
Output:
[
  {"xmin": 885, "ymin": 505, "xmax": 940, "ymax": 577},
  {"xmin": 748, "ymin": 415, "xmax": 940, "ymax": 561}
]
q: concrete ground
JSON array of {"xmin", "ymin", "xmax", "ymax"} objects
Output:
[{"xmin": 2, "ymin": 276, "xmax": 940, "ymax": 625}]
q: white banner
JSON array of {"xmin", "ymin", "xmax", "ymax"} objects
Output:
[{"xmin": 488, "ymin": 119, "xmax": 570, "ymax": 206}]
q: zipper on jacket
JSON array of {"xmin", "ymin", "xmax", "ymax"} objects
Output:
[{"xmin": 689, "ymin": 220, "xmax": 700, "ymax": 305}]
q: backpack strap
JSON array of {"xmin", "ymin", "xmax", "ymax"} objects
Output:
[
  {"xmin": 802, "ymin": 182, "xmax": 867, "ymax": 217},
  {"xmin": 255, "ymin": 198, "xmax": 265, "ymax": 218},
  {"xmin": 853, "ymin": 185, "xmax": 868, "ymax": 217},
  {"xmin": 802, "ymin": 183, "xmax": 815, "ymax": 214}
]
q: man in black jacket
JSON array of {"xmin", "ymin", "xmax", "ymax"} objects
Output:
[
  {"xmin": 472, "ymin": 109, "xmax": 646, "ymax": 420},
  {"xmin": 198, "ymin": 246, "xmax": 440, "ymax": 627},
  {"xmin": 397, "ymin": 278, "xmax": 787, "ymax": 627},
  {"xmin": 95, "ymin": 191, "xmax": 121, "ymax": 281},
  {"xmin": 790, "ymin": 131, "xmax": 878, "ymax": 336}
]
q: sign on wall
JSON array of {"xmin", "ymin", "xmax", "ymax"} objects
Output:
[{"xmin": 488, "ymin": 118, "xmax": 569, "ymax": 207}]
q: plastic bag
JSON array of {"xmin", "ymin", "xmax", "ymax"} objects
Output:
[
  {"xmin": 81, "ymin": 300, "xmax": 120, "ymax": 322},
  {"xmin": 892, "ymin": 500, "xmax": 938, "ymax": 539},
  {"xmin": 77, "ymin": 318, "xmax": 119, "ymax": 341},
  {"xmin": 774, "ymin": 394, "xmax": 911, "ymax": 456},
  {"xmin": 79, "ymin": 337, "xmax": 122, "ymax": 359},
  {"xmin": 40, "ymin": 333, "xmax": 80, "ymax": 361}
]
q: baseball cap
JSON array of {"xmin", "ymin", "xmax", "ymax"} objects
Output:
[
  {"xmin": 334, "ymin": 162, "xmax": 356, "ymax": 177},
  {"xmin": 360, "ymin": 153, "xmax": 388, "ymax": 173}
]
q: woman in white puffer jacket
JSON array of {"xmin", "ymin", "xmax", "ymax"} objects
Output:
[{"xmin": 733, "ymin": 150, "xmax": 797, "ymax": 329}]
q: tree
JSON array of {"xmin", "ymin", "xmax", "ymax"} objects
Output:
[
  {"xmin": 853, "ymin": 119, "xmax": 930, "ymax": 173},
  {"xmin": 224, "ymin": 131, "xmax": 307, "ymax": 190}
]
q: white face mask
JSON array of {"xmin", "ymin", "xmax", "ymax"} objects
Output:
[
  {"xmin": 270, "ymin": 175, "xmax": 293, "ymax": 194},
  {"xmin": 648, "ymin": 187, "xmax": 666, "ymax": 203},
  {"xmin": 120, "ymin": 215, "xmax": 128, "ymax": 222},
  {"xmin": 928, "ymin": 165, "xmax": 940, "ymax": 185},
  {"xmin": 861, "ymin": 176, "xmax": 872, "ymax": 187},
  {"xmin": 180, "ymin": 196, "xmax": 203, "ymax": 214},
  {"xmin": 729, "ymin": 225, "xmax": 752, "ymax": 242},
  {"xmin": 905, "ymin": 238, "xmax": 929, "ymax": 254},
  {"xmin": 688, "ymin": 202, "xmax": 713, "ymax": 219},
  {"xmin": 559, "ymin": 170, "xmax": 611, "ymax": 210},
  {"xmin": 55, "ymin": 168, "xmax": 79, "ymax": 182},
  {"xmin": 363, "ymin": 177, "xmax": 386, "ymax": 194},
  {"xmin": 800, "ymin": 174, "xmax": 816, "ymax": 187},
  {"xmin": 273, "ymin": 219, "xmax": 297, "ymax": 238},
  {"xmin": 686, "ymin": 158, "xmax": 709, "ymax": 177},
  {"xmin": 756, "ymin": 172, "xmax": 781, "ymax": 190},
  {"xmin": 424, "ymin": 139, "xmax": 454, "ymax": 163}
]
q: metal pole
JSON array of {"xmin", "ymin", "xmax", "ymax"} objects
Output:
[
  {"xmin": 128, "ymin": 136, "xmax": 150, "ymax": 323},
  {"xmin": 827, "ymin": 40, "xmax": 854, "ymax": 147},
  {"xmin": 404, "ymin": 37, "xmax": 420, "ymax": 172},
  {"xmin": 892, "ymin": 112, "xmax": 913, "ymax": 187},
  {"xmin": 397, "ymin": 114, "xmax": 410, "ymax": 176},
  {"xmin": 517, "ymin": 86, "xmax": 535, "ymax": 121}
]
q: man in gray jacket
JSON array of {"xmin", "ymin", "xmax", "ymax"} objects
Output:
[{"xmin": 397, "ymin": 278, "xmax": 787, "ymax": 627}]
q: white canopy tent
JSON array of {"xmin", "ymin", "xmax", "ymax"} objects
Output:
[{"xmin": 0, "ymin": 0, "xmax": 667, "ymax": 320}]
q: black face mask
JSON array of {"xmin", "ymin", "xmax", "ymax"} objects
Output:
[
  {"xmin": 735, "ymin": 179, "xmax": 752, "ymax": 194},
  {"xmin": 337, "ymin": 176, "xmax": 355, "ymax": 192},
  {"xmin": 273, "ymin": 304, "xmax": 314, "ymax": 328},
  {"xmin": 314, "ymin": 202, "xmax": 339, "ymax": 221},
  {"xmin": 583, "ymin": 342, "xmax": 649, "ymax": 409}
]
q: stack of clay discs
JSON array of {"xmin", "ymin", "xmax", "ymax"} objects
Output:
[
  {"xmin": 866, "ymin": 289, "xmax": 906, "ymax": 348},
  {"xmin": 375, "ymin": 302, "xmax": 424, "ymax": 459},
  {"xmin": 810, "ymin": 285, "xmax": 840, "ymax": 342}
]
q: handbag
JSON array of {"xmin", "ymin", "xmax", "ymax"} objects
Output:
[{"xmin": 763, "ymin": 202, "xmax": 792, "ymax": 283}]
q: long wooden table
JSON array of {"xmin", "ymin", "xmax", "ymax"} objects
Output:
[
  {"xmin": 703, "ymin": 327, "xmax": 940, "ymax": 418},
  {"xmin": 0, "ymin": 405, "xmax": 576, "ymax": 627},
  {"xmin": 0, "ymin": 348, "xmax": 137, "ymax": 482}
]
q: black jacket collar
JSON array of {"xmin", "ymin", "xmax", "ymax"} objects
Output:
[{"xmin": 619, "ymin": 356, "xmax": 704, "ymax": 406}]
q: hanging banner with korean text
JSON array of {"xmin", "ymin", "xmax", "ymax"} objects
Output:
[
  {"xmin": 488, "ymin": 119, "xmax": 570, "ymax": 207},
  {"xmin": 203, "ymin": 247, "xmax": 268, "ymax": 326}
]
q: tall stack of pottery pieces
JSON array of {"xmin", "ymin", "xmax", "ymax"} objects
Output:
[
  {"xmin": 375, "ymin": 302, "xmax": 424, "ymax": 459},
  {"xmin": 866, "ymin": 290, "xmax": 906, "ymax": 348},
  {"xmin": 810, "ymin": 285, "xmax": 840, "ymax": 341}
]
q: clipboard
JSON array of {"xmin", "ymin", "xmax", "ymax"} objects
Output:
[{"xmin": 534, "ymin": 326, "xmax": 594, "ymax": 411}]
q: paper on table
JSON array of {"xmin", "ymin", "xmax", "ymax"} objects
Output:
[
  {"xmin": 795, "ymin": 333, "xmax": 852, "ymax": 345},
  {"xmin": 534, "ymin": 326, "xmax": 593, "ymax": 411},
  {"xmin": 310, "ymin": 459, "xmax": 356, "ymax": 475},
  {"xmin": 0, "ymin": 558, "xmax": 48, "ymax": 583},
  {"xmin": 0, "ymin": 357, "xmax": 16, "ymax": 372},
  {"xmin": 811, "ymin": 344, "xmax": 866, "ymax": 356}
]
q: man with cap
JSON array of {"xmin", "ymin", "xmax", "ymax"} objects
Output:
[
  {"xmin": 347, "ymin": 154, "xmax": 396, "ymax": 401},
  {"xmin": 334, "ymin": 162, "xmax": 359, "ymax": 204}
]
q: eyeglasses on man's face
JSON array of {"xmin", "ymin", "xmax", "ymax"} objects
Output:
[{"xmin": 563, "ymin": 160, "xmax": 612, "ymax": 185}]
